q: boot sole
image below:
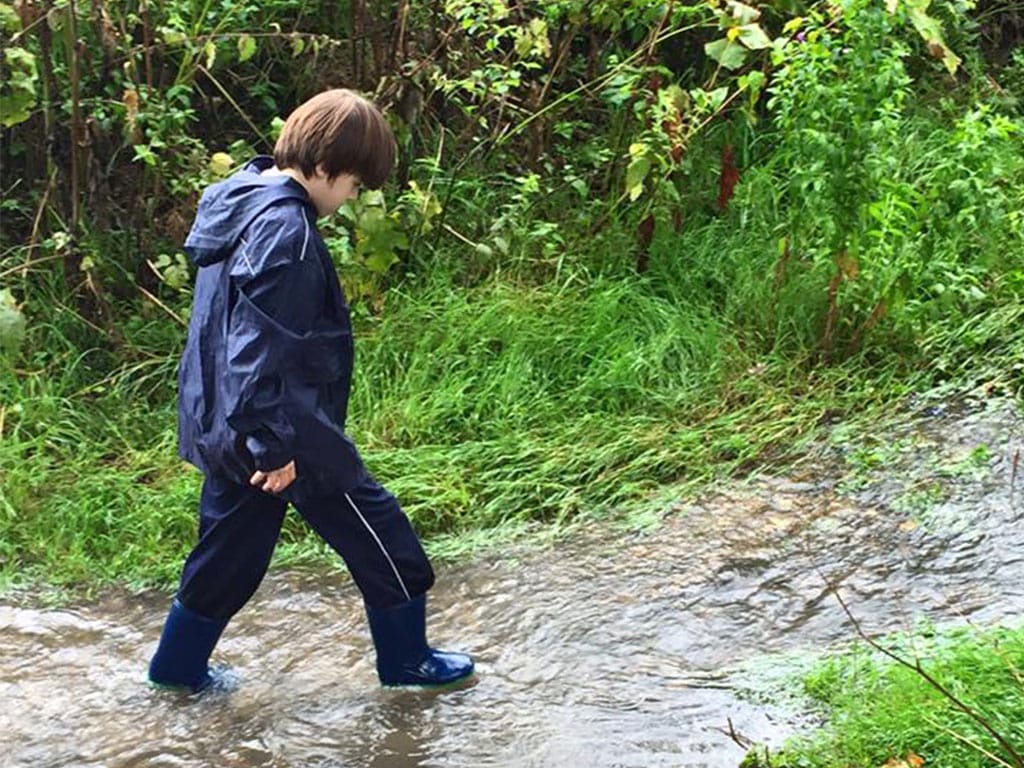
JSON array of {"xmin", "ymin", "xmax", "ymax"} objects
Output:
[
  {"xmin": 381, "ymin": 671, "xmax": 478, "ymax": 692},
  {"xmin": 148, "ymin": 679, "xmax": 204, "ymax": 695}
]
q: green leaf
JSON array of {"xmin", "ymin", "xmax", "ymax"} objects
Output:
[
  {"xmin": 708, "ymin": 86, "xmax": 729, "ymax": 111},
  {"xmin": 705, "ymin": 38, "xmax": 748, "ymax": 70},
  {"xmin": 133, "ymin": 144, "xmax": 158, "ymax": 166},
  {"xmin": 692, "ymin": 86, "xmax": 731, "ymax": 113},
  {"xmin": 46, "ymin": 7, "xmax": 65, "ymax": 32},
  {"xmin": 269, "ymin": 116, "xmax": 286, "ymax": 140},
  {"xmin": 0, "ymin": 289, "xmax": 26, "ymax": 357},
  {"xmin": 356, "ymin": 207, "xmax": 408, "ymax": 271},
  {"xmin": 626, "ymin": 155, "xmax": 651, "ymax": 202},
  {"xmin": 570, "ymin": 178, "xmax": 589, "ymax": 198},
  {"xmin": 160, "ymin": 26, "xmax": 187, "ymax": 45},
  {"xmin": 782, "ymin": 17, "xmax": 804, "ymax": 34},
  {"xmin": 739, "ymin": 70, "xmax": 766, "ymax": 94},
  {"xmin": 364, "ymin": 249, "xmax": 399, "ymax": 274},
  {"xmin": 906, "ymin": 0, "xmax": 961, "ymax": 74},
  {"xmin": 291, "ymin": 35, "xmax": 305, "ymax": 56},
  {"xmin": 738, "ymin": 23, "xmax": 772, "ymax": 50},
  {"xmin": 0, "ymin": 3, "xmax": 20, "ymax": 36},
  {"xmin": 0, "ymin": 47, "xmax": 38, "ymax": 128},
  {"xmin": 237, "ymin": 34, "xmax": 256, "ymax": 63},
  {"xmin": 203, "ymin": 39, "xmax": 217, "ymax": 69},
  {"xmin": 664, "ymin": 84, "xmax": 688, "ymax": 113},
  {"xmin": 209, "ymin": 151, "xmax": 234, "ymax": 176},
  {"xmin": 727, "ymin": 0, "xmax": 761, "ymax": 24}
]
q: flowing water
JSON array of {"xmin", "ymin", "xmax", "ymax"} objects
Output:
[{"xmin": 3, "ymin": 398, "xmax": 1022, "ymax": 767}]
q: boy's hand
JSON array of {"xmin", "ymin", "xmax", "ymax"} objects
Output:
[{"xmin": 250, "ymin": 460, "xmax": 296, "ymax": 494}]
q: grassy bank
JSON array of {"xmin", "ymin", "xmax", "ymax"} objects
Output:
[
  {"xmin": 743, "ymin": 624, "xmax": 1024, "ymax": 768},
  {"xmin": 2, "ymin": 209, "xmax": 1021, "ymax": 593}
]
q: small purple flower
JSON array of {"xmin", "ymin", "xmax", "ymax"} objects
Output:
[{"xmin": 796, "ymin": 31, "xmax": 806, "ymax": 42}]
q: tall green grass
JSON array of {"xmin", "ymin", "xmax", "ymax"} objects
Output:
[{"xmin": 3, "ymin": 209, "xmax": 1020, "ymax": 591}]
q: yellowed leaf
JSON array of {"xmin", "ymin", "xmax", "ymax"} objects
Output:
[
  {"xmin": 836, "ymin": 250, "xmax": 860, "ymax": 279},
  {"xmin": 881, "ymin": 751, "xmax": 925, "ymax": 768}
]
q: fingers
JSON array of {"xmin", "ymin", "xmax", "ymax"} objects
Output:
[
  {"xmin": 249, "ymin": 464, "xmax": 296, "ymax": 494},
  {"xmin": 250, "ymin": 470, "xmax": 277, "ymax": 493}
]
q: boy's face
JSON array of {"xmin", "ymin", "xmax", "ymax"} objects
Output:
[{"xmin": 312, "ymin": 170, "xmax": 362, "ymax": 218}]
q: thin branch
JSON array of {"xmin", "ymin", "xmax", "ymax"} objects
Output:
[
  {"xmin": 138, "ymin": 283, "xmax": 186, "ymax": 327},
  {"xmin": 196, "ymin": 64, "xmax": 270, "ymax": 147},
  {"xmin": 0, "ymin": 252, "xmax": 69, "ymax": 281},
  {"xmin": 830, "ymin": 585, "xmax": 1024, "ymax": 768},
  {"xmin": 725, "ymin": 717, "xmax": 755, "ymax": 749},
  {"xmin": 1011, "ymin": 448, "xmax": 1019, "ymax": 510},
  {"xmin": 23, "ymin": 168, "xmax": 59, "ymax": 278},
  {"xmin": 69, "ymin": 0, "xmax": 83, "ymax": 235},
  {"xmin": 536, "ymin": 22, "xmax": 578, "ymax": 111},
  {"xmin": 442, "ymin": 222, "xmax": 481, "ymax": 249}
]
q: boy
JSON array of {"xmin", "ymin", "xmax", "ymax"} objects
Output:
[{"xmin": 148, "ymin": 89, "xmax": 474, "ymax": 693}]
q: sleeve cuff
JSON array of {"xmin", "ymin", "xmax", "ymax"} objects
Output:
[{"xmin": 246, "ymin": 432, "xmax": 292, "ymax": 472}]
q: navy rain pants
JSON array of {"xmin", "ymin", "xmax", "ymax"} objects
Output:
[{"xmin": 176, "ymin": 474, "xmax": 435, "ymax": 620}]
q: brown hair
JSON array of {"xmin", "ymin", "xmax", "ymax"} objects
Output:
[{"xmin": 273, "ymin": 89, "xmax": 395, "ymax": 189}]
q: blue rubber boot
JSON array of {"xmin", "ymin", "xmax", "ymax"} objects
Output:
[
  {"xmin": 365, "ymin": 594, "xmax": 475, "ymax": 688},
  {"xmin": 148, "ymin": 599, "xmax": 229, "ymax": 694}
]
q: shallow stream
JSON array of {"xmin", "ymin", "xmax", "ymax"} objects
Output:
[{"xmin": 3, "ymin": 398, "xmax": 1021, "ymax": 767}]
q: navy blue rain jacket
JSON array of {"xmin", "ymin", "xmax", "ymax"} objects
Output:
[{"xmin": 177, "ymin": 156, "xmax": 367, "ymax": 503}]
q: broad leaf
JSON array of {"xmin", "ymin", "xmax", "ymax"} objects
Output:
[
  {"xmin": 203, "ymin": 39, "xmax": 217, "ymax": 69},
  {"xmin": 626, "ymin": 155, "xmax": 651, "ymax": 201},
  {"xmin": 0, "ymin": 289, "xmax": 26, "ymax": 356},
  {"xmin": 738, "ymin": 23, "xmax": 772, "ymax": 50},
  {"xmin": 905, "ymin": 0, "xmax": 961, "ymax": 74},
  {"xmin": 727, "ymin": 0, "xmax": 761, "ymax": 24},
  {"xmin": 705, "ymin": 38, "xmax": 748, "ymax": 70}
]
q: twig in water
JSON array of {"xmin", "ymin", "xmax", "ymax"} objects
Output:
[
  {"xmin": 725, "ymin": 716, "xmax": 754, "ymax": 749},
  {"xmin": 715, "ymin": 720, "xmax": 771, "ymax": 766}
]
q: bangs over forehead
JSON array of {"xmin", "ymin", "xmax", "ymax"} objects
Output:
[{"xmin": 273, "ymin": 89, "xmax": 395, "ymax": 189}]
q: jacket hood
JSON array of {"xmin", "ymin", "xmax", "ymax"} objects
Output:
[{"xmin": 184, "ymin": 156, "xmax": 314, "ymax": 266}]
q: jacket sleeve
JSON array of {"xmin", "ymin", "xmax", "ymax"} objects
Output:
[{"xmin": 224, "ymin": 223, "xmax": 324, "ymax": 472}]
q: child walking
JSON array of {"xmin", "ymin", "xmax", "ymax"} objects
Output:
[{"xmin": 148, "ymin": 89, "xmax": 474, "ymax": 693}]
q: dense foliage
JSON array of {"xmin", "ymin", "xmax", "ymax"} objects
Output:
[{"xmin": 1, "ymin": 0, "xmax": 1022, "ymax": 580}]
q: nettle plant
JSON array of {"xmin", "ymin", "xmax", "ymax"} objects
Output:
[{"xmin": 762, "ymin": 0, "xmax": 1012, "ymax": 359}]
